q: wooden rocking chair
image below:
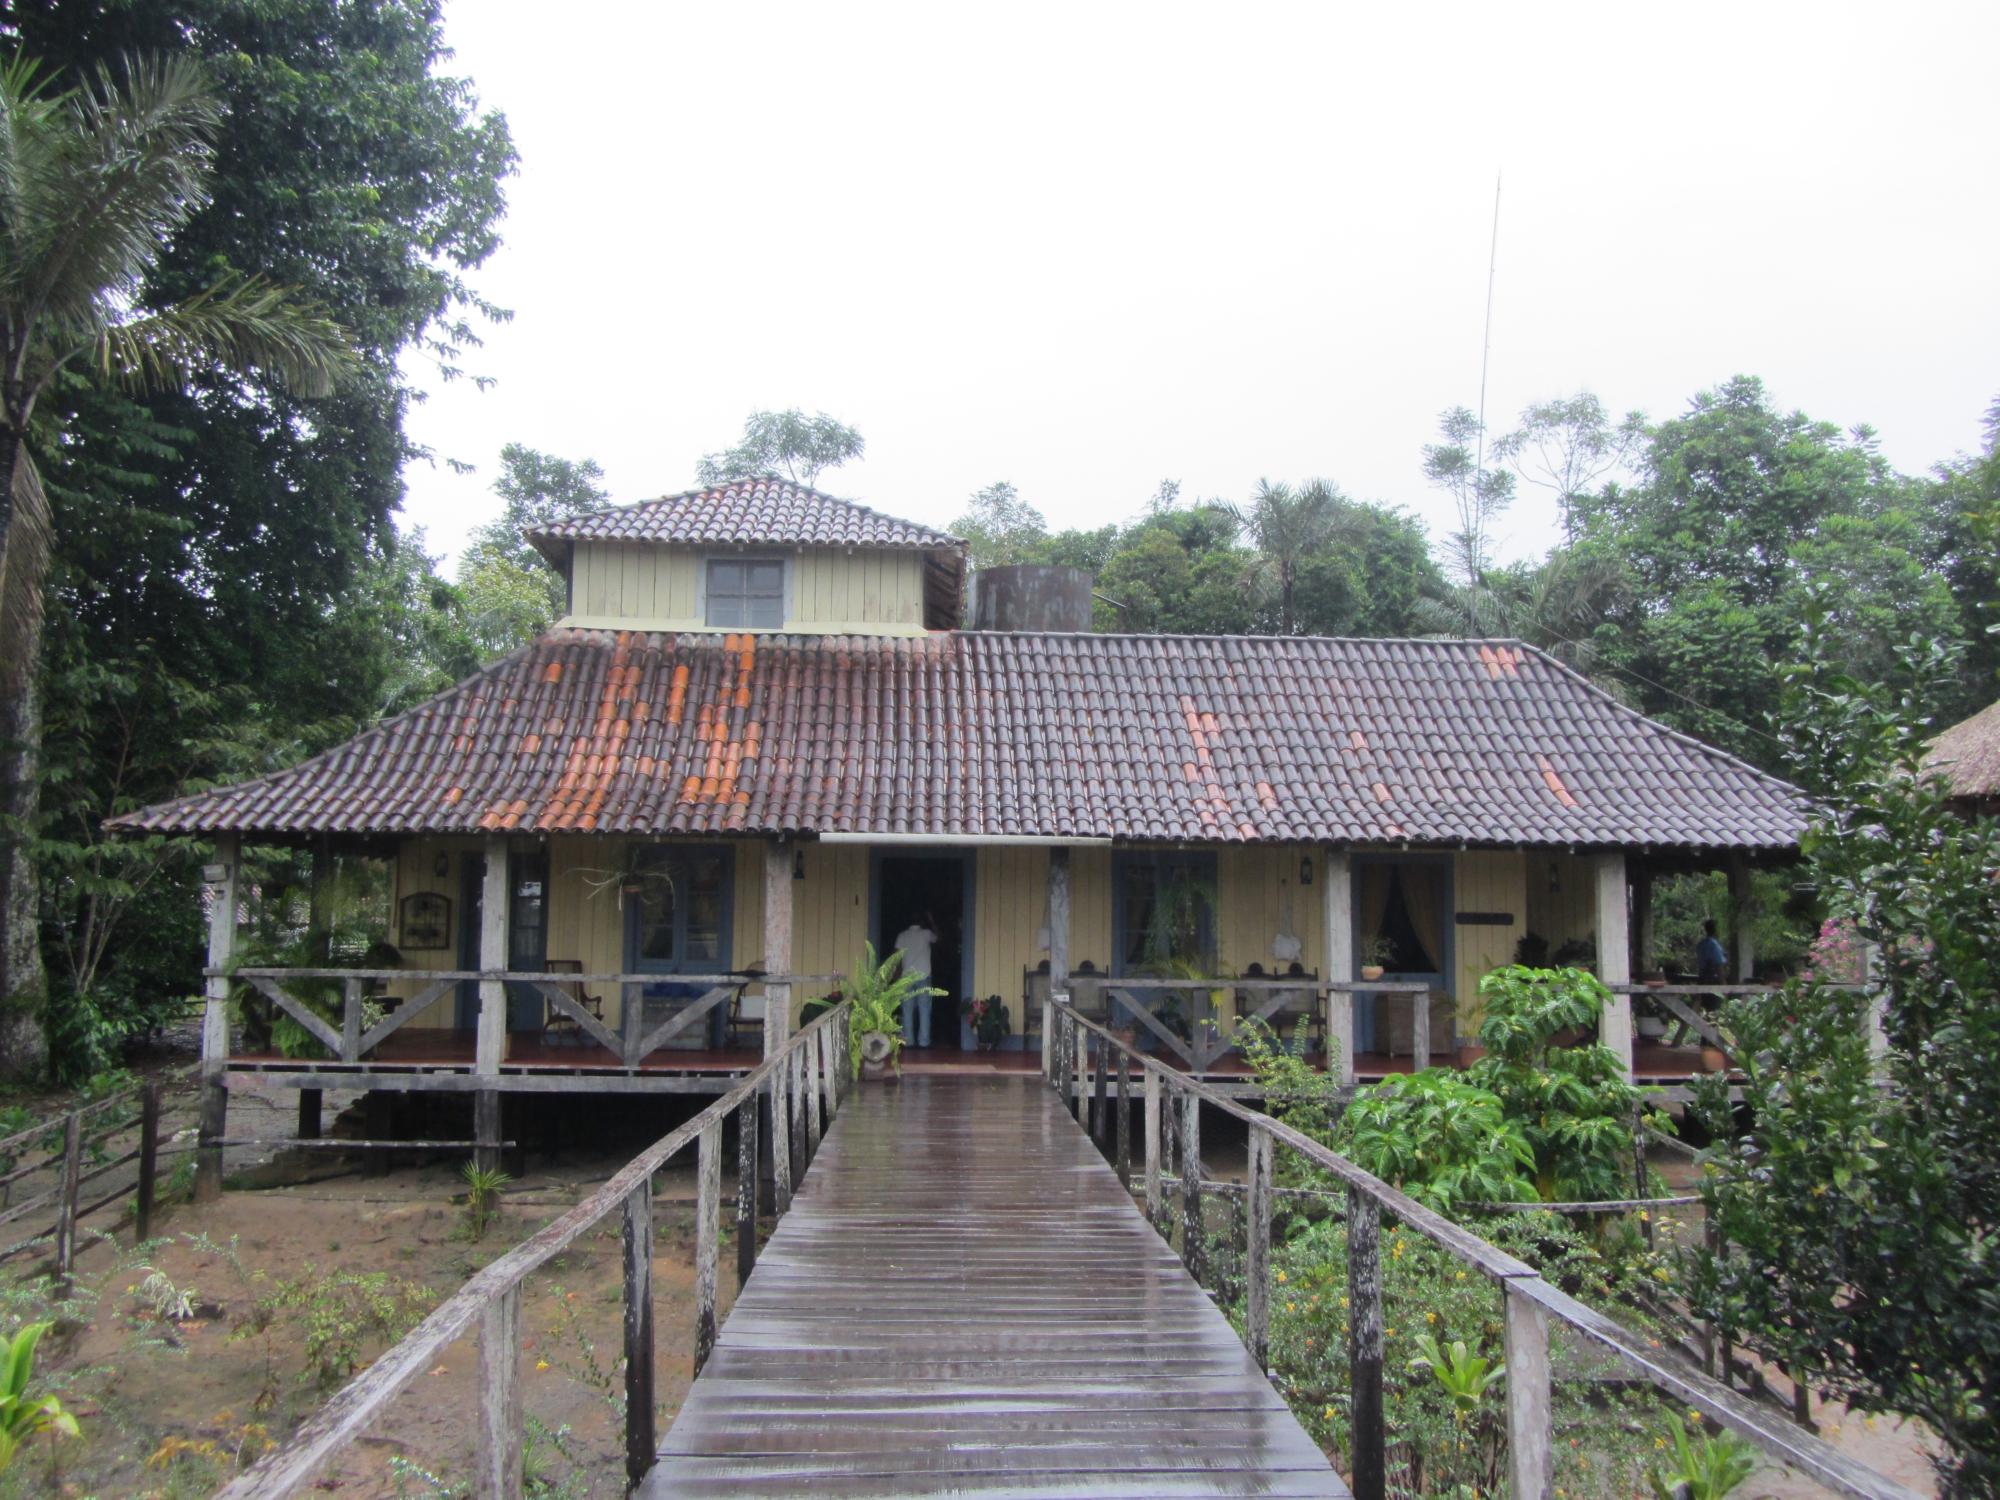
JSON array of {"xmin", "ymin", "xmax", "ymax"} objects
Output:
[{"xmin": 541, "ymin": 959, "xmax": 606, "ymax": 1048}]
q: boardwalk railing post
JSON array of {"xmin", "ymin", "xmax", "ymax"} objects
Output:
[
  {"xmin": 737, "ymin": 1096, "xmax": 759, "ymax": 1289},
  {"xmin": 694, "ymin": 1118, "xmax": 722, "ymax": 1377},
  {"xmin": 1091, "ymin": 1039, "xmax": 1107, "ymax": 1144},
  {"xmin": 1347, "ymin": 1187, "xmax": 1385, "ymax": 1500},
  {"xmin": 1143, "ymin": 1067, "xmax": 1162, "ymax": 1225},
  {"xmin": 805, "ymin": 1031, "xmax": 823, "ymax": 1160},
  {"xmin": 1247, "ymin": 1125, "xmax": 1272, "ymax": 1371},
  {"xmin": 1114, "ymin": 1053, "xmax": 1131, "ymax": 1188},
  {"xmin": 772, "ymin": 1067, "xmax": 793, "ymax": 1215},
  {"xmin": 623, "ymin": 1175, "xmax": 657, "ymax": 1488},
  {"xmin": 342, "ymin": 975, "xmax": 364, "ymax": 1062},
  {"xmin": 1504, "ymin": 1280, "xmax": 1553, "ymax": 1500},
  {"xmin": 478, "ymin": 1283, "xmax": 524, "ymax": 1500},
  {"xmin": 1179, "ymin": 1086, "xmax": 1203, "ymax": 1284},
  {"xmin": 791, "ymin": 1047, "xmax": 809, "ymax": 1173},
  {"xmin": 137, "ymin": 1081, "xmax": 162, "ymax": 1243},
  {"xmin": 54, "ymin": 1112, "xmax": 81, "ymax": 1281}
]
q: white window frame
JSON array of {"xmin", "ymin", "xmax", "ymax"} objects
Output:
[{"xmin": 698, "ymin": 553, "xmax": 790, "ymax": 630}]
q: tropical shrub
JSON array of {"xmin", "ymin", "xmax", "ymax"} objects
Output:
[
  {"xmin": 1340, "ymin": 1070, "xmax": 1537, "ymax": 1212},
  {"xmin": 844, "ymin": 943, "xmax": 943, "ymax": 1072},
  {"xmin": 0, "ymin": 1321, "xmax": 80, "ymax": 1472},
  {"xmin": 1685, "ymin": 625, "xmax": 2000, "ymax": 1498}
]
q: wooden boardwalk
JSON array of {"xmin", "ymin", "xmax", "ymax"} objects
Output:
[{"xmin": 640, "ymin": 1075, "xmax": 1347, "ymax": 1498}]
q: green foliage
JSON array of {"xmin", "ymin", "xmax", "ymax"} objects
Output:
[
  {"xmin": 460, "ymin": 1161, "xmax": 511, "ymax": 1240},
  {"xmin": 1336, "ymin": 967, "xmax": 1656, "ymax": 1209},
  {"xmin": 951, "ymin": 481, "xmax": 1047, "ymax": 570},
  {"xmin": 259, "ymin": 1267, "xmax": 436, "ymax": 1390},
  {"xmin": 0, "ymin": 1322, "xmax": 80, "ymax": 1473},
  {"xmin": 1684, "ymin": 622, "xmax": 2000, "ymax": 1497},
  {"xmin": 1407, "ymin": 1333, "xmax": 1506, "ymax": 1494},
  {"xmin": 1339, "ymin": 1071, "xmax": 1537, "ymax": 1212},
  {"xmin": 457, "ymin": 444, "xmax": 609, "ymax": 658},
  {"xmin": 1646, "ymin": 1416, "xmax": 1756, "ymax": 1500},
  {"xmin": 845, "ymin": 942, "xmax": 942, "ymax": 1071},
  {"xmin": 1259, "ymin": 1211, "xmax": 1667, "ymax": 1497},
  {"xmin": 697, "ymin": 409, "xmax": 864, "ymax": 489}
]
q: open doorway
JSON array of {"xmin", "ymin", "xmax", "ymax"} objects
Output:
[{"xmin": 873, "ymin": 852, "xmax": 972, "ymax": 1051}]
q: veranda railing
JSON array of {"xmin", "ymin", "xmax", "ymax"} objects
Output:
[
  {"xmin": 1046, "ymin": 1000, "xmax": 1918, "ymax": 1500},
  {"xmin": 215, "ymin": 999, "xmax": 853, "ymax": 1500}
]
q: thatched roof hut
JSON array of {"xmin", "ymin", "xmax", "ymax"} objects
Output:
[{"xmin": 1925, "ymin": 698, "xmax": 2000, "ymax": 811}]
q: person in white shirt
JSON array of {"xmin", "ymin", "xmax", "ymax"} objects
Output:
[{"xmin": 894, "ymin": 914, "xmax": 939, "ymax": 1048}]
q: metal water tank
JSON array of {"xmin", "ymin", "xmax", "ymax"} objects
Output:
[{"xmin": 969, "ymin": 565, "xmax": 1094, "ymax": 632}]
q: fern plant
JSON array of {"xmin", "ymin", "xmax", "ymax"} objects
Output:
[
  {"xmin": 846, "ymin": 943, "xmax": 943, "ymax": 1072},
  {"xmin": 461, "ymin": 1162, "xmax": 512, "ymax": 1240},
  {"xmin": 1647, "ymin": 1415, "xmax": 1756, "ymax": 1500}
]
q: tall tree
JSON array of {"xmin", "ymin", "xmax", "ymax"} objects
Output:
[
  {"xmin": 9, "ymin": 3, "xmax": 516, "ymax": 1078},
  {"xmin": 950, "ymin": 480, "xmax": 1047, "ymax": 570},
  {"xmin": 1423, "ymin": 406, "xmax": 1516, "ymax": 621},
  {"xmin": 697, "ymin": 408, "xmax": 864, "ymax": 488},
  {"xmin": 0, "ymin": 54, "xmax": 354, "ymax": 1075},
  {"xmin": 457, "ymin": 443, "xmax": 607, "ymax": 658},
  {"xmin": 1226, "ymin": 479, "xmax": 1340, "ymax": 636},
  {"xmin": 1491, "ymin": 392, "xmax": 1646, "ymax": 541}
]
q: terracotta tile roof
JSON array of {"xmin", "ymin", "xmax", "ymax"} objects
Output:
[
  {"xmin": 109, "ymin": 631, "xmax": 1805, "ymax": 850},
  {"xmin": 527, "ymin": 480, "xmax": 963, "ymax": 558}
]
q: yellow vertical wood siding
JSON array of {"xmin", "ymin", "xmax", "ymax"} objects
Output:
[
  {"xmin": 1452, "ymin": 849, "xmax": 1526, "ymax": 1029},
  {"xmin": 563, "ymin": 543, "xmax": 927, "ymax": 634}
]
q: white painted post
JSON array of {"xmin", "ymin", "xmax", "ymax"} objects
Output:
[
  {"xmin": 1143, "ymin": 1066, "xmax": 1162, "ymax": 1226},
  {"xmin": 198, "ymin": 833, "xmax": 240, "ymax": 1201},
  {"xmin": 1504, "ymin": 1281, "xmax": 1554, "ymax": 1500},
  {"xmin": 476, "ymin": 837, "xmax": 510, "ymax": 1172},
  {"xmin": 763, "ymin": 840, "xmax": 793, "ymax": 1059},
  {"xmin": 1046, "ymin": 846, "xmax": 1070, "ymax": 1076},
  {"xmin": 1323, "ymin": 849, "xmax": 1355, "ymax": 1085},
  {"xmin": 1594, "ymin": 852, "xmax": 1634, "ymax": 1076}
]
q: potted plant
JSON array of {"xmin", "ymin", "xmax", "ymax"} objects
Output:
[
  {"xmin": 966, "ymin": 994, "xmax": 1011, "ymax": 1051},
  {"xmin": 1359, "ymin": 936, "xmax": 1395, "ymax": 982},
  {"xmin": 846, "ymin": 943, "xmax": 943, "ymax": 1081}
]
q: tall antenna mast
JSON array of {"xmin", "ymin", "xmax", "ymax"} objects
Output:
[{"xmin": 1474, "ymin": 170, "xmax": 1502, "ymax": 495}]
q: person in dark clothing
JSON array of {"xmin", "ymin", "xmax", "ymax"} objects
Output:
[{"xmin": 1695, "ymin": 919, "xmax": 1728, "ymax": 984}]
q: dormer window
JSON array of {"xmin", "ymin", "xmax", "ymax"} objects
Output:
[{"xmin": 704, "ymin": 557, "xmax": 785, "ymax": 629}]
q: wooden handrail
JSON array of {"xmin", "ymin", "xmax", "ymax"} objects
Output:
[
  {"xmin": 214, "ymin": 967, "xmax": 845, "ymax": 985},
  {"xmin": 216, "ymin": 1000, "xmax": 854, "ymax": 1500},
  {"xmin": 1047, "ymin": 1001, "xmax": 1920, "ymax": 1500}
]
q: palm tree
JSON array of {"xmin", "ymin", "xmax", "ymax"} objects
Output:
[
  {"xmin": 1227, "ymin": 478, "xmax": 1341, "ymax": 636},
  {"xmin": 0, "ymin": 54, "xmax": 356, "ymax": 1076},
  {"xmin": 1413, "ymin": 547, "xmax": 1632, "ymax": 691}
]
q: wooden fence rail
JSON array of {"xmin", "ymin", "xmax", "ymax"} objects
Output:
[
  {"xmin": 0, "ymin": 1076, "xmax": 187, "ymax": 1269},
  {"xmin": 215, "ymin": 1000, "xmax": 853, "ymax": 1500},
  {"xmin": 1046, "ymin": 1002, "xmax": 1918, "ymax": 1500}
]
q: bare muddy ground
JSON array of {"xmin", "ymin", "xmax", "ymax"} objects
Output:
[{"xmin": 3, "ymin": 1082, "xmax": 735, "ymax": 1499}]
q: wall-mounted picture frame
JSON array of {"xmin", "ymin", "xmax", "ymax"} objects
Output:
[{"xmin": 398, "ymin": 892, "xmax": 451, "ymax": 950}]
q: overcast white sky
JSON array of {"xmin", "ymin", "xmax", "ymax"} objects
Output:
[{"xmin": 398, "ymin": 1, "xmax": 2000, "ymax": 571}]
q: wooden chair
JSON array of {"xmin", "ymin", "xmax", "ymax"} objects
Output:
[
  {"xmin": 1022, "ymin": 962, "xmax": 1052, "ymax": 1046},
  {"xmin": 541, "ymin": 959, "xmax": 605, "ymax": 1047}
]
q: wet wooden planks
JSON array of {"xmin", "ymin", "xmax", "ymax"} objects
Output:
[{"xmin": 640, "ymin": 1076, "xmax": 1346, "ymax": 1499}]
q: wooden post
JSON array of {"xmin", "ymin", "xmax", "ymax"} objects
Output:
[
  {"xmin": 476, "ymin": 837, "xmax": 509, "ymax": 1173},
  {"xmin": 1347, "ymin": 1187, "xmax": 1385, "ymax": 1500},
  {"xmin": 694, "ymin": 1118, "xmax": 722, "ymax": 1376},
  {"xmin": 1246, "ymin": 1125, "xmax": 1272, "ymax": 1371},
  {"xmin": 53, "ymin": 1112, "xmax": 81, "ymax": 1281},
  {"xmin": 790, "ymin": 1047, "xmax": 809, "ymax": 1173},
  {"xmin": 1179, "ymin": 1088, "xmax": 1203, "ymax": 1284},
  {"xmin": 477, "ymin": 1283, "xmax": 523, "ymax": 1500},
  {"xmin": 736, "ymin": 1096, "xmax": 759, "ymax": 1289},
  {"xmin": 297, "ymin": 1089, "xmax": 323, "ymax": 1141},
  {"xmin": 1504, "ymin": 1281, "xmax": 1554, "ymax": 1500},
  {"xmin": 771, "ymin": 1069, "xmax": 792, "ymax": 1215},
  {"xmin": 623, "ymin": 1175, "xmax": 656, "ymax": 1487},
  {"xmin": 1727, "ymin": 855, "xmax": 1757, "ymax": 982},
  {"xmin": 820, "ymin": 1019, "xmax": 838, "ymax": 1124},
  {"xmin": 341, "ymin": 975, "xmax": 364, "ymax": 1062},
  {"xmin": 1143, "ymin": 1066, "xmax": 1162, "ymax": 1225},
  {"xmin": 1594, "ymin": 852, "xmax": 1634, "ymax": 1076},
  {"xmin": 1091, "ymin": 1039, "xmax": 1107, "ymax": 1144},
  {"xmin": 1411, "ymin": 989, "xmax": 1431, "ymax": 1069},
  {"xmin": 805, "ymin": 1030, "xmax": 823, "ymax": 1160},
  {"xmin": 763, "ymin": 841, "xmax": 793, "ymax": 1059},
  {"xmin": 198, "ymin": 832, "xmax": 240, "ymax": 1201},
  {"xmin": 136, "ymin": 1081, "xmax": 162, "ymax": 1242},
  {"xmin": 1631, "ymin": 862, "xmax": 1656, "ymax": 979},
  {"xmin": 1323, "ymin": 849, "xmax": 1355, "ymax": 1085},
  {"xmin": 1047, "ymin": 847, "xmax": 1070, "ymax": 1074},
  {"xmin": 1114, "ymin": 1053, "xmax": 1131, "ymax": 1188}
]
